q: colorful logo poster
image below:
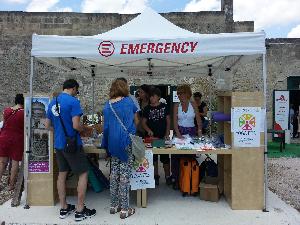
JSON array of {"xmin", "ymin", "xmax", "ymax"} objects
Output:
[
  {"xmin": 232, "ymin": 107, "xmax": 262, "ymax": 147},
  {"xmin": 130, "ymin": 150, "xmax": 155, "ymax": 190}
]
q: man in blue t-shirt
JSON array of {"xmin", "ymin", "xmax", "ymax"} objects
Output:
[{"xmin": 46, "ymin": 79, "xmax": 96, "ymax": 221}]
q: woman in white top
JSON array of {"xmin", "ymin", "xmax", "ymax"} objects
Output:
[
  {"xmin": 174, "ymin": 84, "xmax": 202, "ymax": 138},
  {"xmin": 171, "ymin": 84, "xmax": 202, "ymax": 189}
]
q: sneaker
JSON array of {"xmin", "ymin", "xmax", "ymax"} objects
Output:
[
  {"xmin": 154, "ymin": 175, "xmax": 160, "ymax": 186},
  {"xmin": 75, "ymin": 206, "xmax": 96, "ymax": 222},
  {"xmin": 59, "ymin": 204, "xmax": 76, "ymax": 219}
]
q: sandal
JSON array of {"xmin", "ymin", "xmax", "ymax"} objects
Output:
[
  {"xmin": 110, "ymin": 206, "xmax": 121, "ymax": 214},
  {"xmin": 120, "ymin": 208, "xmax": 135, "ymax": 219}
]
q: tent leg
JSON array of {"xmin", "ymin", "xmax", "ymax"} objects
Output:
[
  {"xmin": 262, "ymin": 53, "xmax": 269, "ymax": 212},
  {"xmin": 92, "ymin": 74, "xmax": 95, "ymax": 121},
  {"xmin": 24, "ymin": 56, "xmax": 34, "ymax": 209}
]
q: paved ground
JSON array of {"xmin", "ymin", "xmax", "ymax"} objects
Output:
[
  {"xmin": 268, "ymin": 157, "xmax": 300, "ymax": 212},
  {"xmin": 1, "ymin": 156, "xmax": 299, "ymax": 225},
  {"xmin": 0, "ymin": 183, "xmax": 300, "ymax": 225}
]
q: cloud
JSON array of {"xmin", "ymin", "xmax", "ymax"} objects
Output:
[
  {"xmin": 26, "ymin": 0, "xmax": 59, "ymax": 12},
  {"xmin": 287, "ymin": 25, "xmax": 300, "ymax": 38},
  {"xmin": 183, "ymin": 0, "xmax": 220, "ymax": 12},
  {"xmin": 54, "ymin": 7, "xmax": 73, "ymax": 12},
  {"xmin": 81, "ymin": 0, "xmax": 148, "ymax": 13},
  {"xmin": 234, "ymin": 0, "xmax": 300, "ymax": 30},
  {"xmin": 183, "ymin": 0, "xmax": 300, "ymax": 31},
  {"xmin": 1, "ymin": 0, "xmax": 28, "ymax": 3}
]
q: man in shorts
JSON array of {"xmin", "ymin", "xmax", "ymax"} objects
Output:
[{"xmin": 46, "ymin": 79, "xmax": 96, "ymax": 221}]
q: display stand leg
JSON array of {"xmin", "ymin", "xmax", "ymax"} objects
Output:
[
  {"xmin": 136, "ymin": 189, "xmax": 142, "ymax": 207},
  {"xmin": 142, "ymin": 189, "xmax": 147, "ymax": 208}
]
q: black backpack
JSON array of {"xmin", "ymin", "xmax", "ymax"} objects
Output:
[{"xmin": 200, "ymin": 156, "xmax": 218, "ymax": 180}]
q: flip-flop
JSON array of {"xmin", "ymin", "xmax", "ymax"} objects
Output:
[{"xmin": 120, "ymin": 208, "xmax": 135, "ymax": 219}]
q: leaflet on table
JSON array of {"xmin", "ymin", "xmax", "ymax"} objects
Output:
[{"xmin": 172, "ymin": 135, "xmax": 216, "ymax": 150}]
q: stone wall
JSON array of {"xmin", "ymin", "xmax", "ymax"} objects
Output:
[
  {"xmin": 0, "ymin": 10, "xmax": 229, "ymax": 117},
  {"xmin": 1, "ymin": 10, "xmax": 300, "ymax": 130}
]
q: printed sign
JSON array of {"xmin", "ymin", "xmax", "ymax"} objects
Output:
[
  {"xmin": 97, "ymin": 40, "xmax": 199, "ymax": 58},
  {"xmin": 274, "ymin": 91, "xmax": 289, "ymax": 136},
  {"xmin": 25, "ymin": 96, "xmax": 51, "ymax": 173},
  {"xmin": 173, "ymin": 91, "xmax": 180, "ymax": 103},
  {"xmin": 98, "ymin": 41, "xmax": 115, "ymax": 57},
  {"xmin": 231, "ymin": 107, "xmax": 261, "ymax": 147},
  {"xmin": 130, "ymin": 150, "xmax": 155, "ymax": 190}
]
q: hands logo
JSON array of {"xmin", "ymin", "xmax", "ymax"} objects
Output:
[
  {"xmin": 133, "ymin": 158, "xmax": 149, "ymax": 172},
  {"xmin": 239, "ymin": 114, "xmax": 256, "ymax": 131}
]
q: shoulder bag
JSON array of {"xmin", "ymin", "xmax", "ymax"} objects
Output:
[
  {"xmin": 109, "ymin": 101, "xmax": 145, "ymax": 162},
  {"xmin": 56, "ymin": 97, "xmax": 78, "ymax": 153}
]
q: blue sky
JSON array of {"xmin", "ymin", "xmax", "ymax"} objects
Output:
[{"xmin": 1, "ymin": 0, "xmax": 300, "ymax": 38}]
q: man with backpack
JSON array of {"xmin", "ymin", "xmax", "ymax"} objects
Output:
[{"xmin": 46, "ymin": 79, "xmax": 96, "ymax": 221}]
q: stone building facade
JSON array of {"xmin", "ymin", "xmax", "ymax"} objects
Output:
[{"xmin": 0, "ymin": 0, "xmax": 299, "ymax": 128}]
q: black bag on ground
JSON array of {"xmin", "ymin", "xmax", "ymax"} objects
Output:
[{"xmin": 200, "ymin": 156, "xmax": 218, "ymax": 180}]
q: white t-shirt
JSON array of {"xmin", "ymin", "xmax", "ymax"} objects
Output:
[
  {"xmin": 0, "ymin": 121, "xmax": 3, "ymax": 129},
  {"xmin": 178, "ymin": 102, "xmax": 195, "ymax": 127}
]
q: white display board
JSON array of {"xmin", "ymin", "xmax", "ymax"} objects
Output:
[
  {"xmin": 25, "ymin": 96, "xmax": 51, "ymax": 173},
  {"xmin": 173, "ymin": 91, "xmax": 180, "ymax": 103},
  {"xmin": 130, "ymin": 150, "xmax": 155, "ymax": 190},
  {"xmin": 231, "ymin": 107, "xmax": 262, "ymax": 147},
  {"xmin": 274, "ymin": 91, "xmax": 289, "ymax": 136}
]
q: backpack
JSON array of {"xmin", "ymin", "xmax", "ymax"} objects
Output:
[{"xmin": 200, "ymin": 156, "xmax": 218, "ymax": 180}]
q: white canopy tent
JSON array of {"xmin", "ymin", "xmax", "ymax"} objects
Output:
[{"xmin": 27, "ymin": 8, "xmax": 268, "ymax": 210}]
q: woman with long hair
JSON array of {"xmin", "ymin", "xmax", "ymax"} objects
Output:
[{"xmin": 101, "ymin": 79, "xmax": 138, "ymax": 219}]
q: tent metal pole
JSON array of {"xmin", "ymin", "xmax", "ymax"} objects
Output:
[
  {"xmin": 24, "ymin": 56, "xmax": 34, "ymax": 209},
  {"xmin": 262, "ymin": 53, "xmax": 269, "ymax": 212},
  {"xmin": 92, "ymin": 75, "xmax": 95, "ymax": 122},
  {"xmin": 209, "ymin": 75, "xmax": 212, "ymax": 137}
]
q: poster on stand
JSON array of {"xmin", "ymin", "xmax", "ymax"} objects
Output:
[
  {"xmin": 130, "ymin": 150, "xmax": 155, "ymax": 190},
  {"xmin": 274, "ymin": 91, "xmax": 289, "ymax": 137},
  {"xmin": 25, "ymin": 96, "xmax": 51, "ymax": 173},
  {"xmin": 231, "ymin": 107, "xmax": 261, "ymax": 147},
  {"xmin": 173, "ymin": 91, "xmax": 180, "ymax": 103}
]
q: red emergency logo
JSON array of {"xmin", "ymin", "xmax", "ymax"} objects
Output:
[
  {"xmin": 98, "ymin": 41, "xmax": 115, "ymax": 57},
  {"xmin": 276, "ymin": 95, "xmax": 286, "ymax": 102}
]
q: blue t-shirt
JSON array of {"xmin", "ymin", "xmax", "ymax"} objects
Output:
[
  {"xmin": 47, "ymin": 93, "xmax": 83, "ymax": 150},
  {"xmin": 101, "ymin": 97, "xmax": 138, "ymax": 162}
]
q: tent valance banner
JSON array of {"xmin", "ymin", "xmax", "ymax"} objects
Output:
[{"xmin": 31, "ymin": 8, "xmax": 265, "ymax": 61}]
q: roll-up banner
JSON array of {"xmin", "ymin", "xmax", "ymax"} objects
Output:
[{"xmin": 274, "ymin": 91, "xmax": 289, "ymax": 137}]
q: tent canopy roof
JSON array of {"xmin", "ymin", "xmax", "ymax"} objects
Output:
[{"xmin": 31, "ymin": 7, "xmax": 266, "ymax": 77}]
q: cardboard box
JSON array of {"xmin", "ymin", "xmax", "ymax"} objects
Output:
[{"xmin": 199, "ymin": 176, "xmax": 220, "ymax": 202}]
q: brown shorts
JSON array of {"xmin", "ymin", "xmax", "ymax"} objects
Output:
[{"xmin": 55, "ymin": 147, "xmax": 89, "ymax": 174}]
